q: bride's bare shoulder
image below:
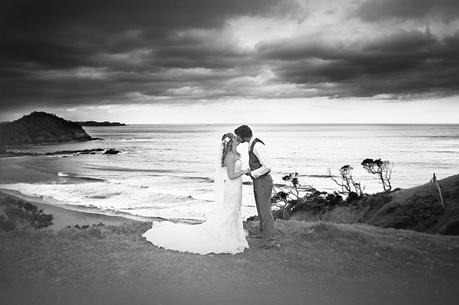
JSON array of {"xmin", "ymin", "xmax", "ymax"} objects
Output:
[{"xmin": 224, "ymin": 153, "xmax": 236, "ymax": 165}]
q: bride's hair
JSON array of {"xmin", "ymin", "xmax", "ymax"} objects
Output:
[{"xmin": 221, "ymin": 132, "xmax": 237, "ymax": 167}]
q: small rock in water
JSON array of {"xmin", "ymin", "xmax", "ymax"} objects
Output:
[{"xmin": 104, "ymin": 148, "xmax": 120, "ymax": 154}]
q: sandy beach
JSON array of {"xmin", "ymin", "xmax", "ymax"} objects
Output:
[
  {"xmin": 1, "ymin": 190, "xmax": 459, "ymax": 305},
  {"xmin": 0, "ymin": 189, "xmax": 140, "ymax": 230}
]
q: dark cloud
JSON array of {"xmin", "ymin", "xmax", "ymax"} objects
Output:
[
  {"xmin": 356, "ymin": 0, "xmax": 459, "ymax": 22},
  {"xmin": 1, "ymin": 0, "xmax": 278, "ymax": 31},
  {"xmin": 0, "ymin": 0, "xmax": 279, "ymax": 67},
  {"xmin": 1, "ymin": 0, "xmax": 459, "ymax": 114},
  {"xmin": 1, "ymin": 0, "xmax": 285, "ymax": 110},
  {"xmin": 259, "ymin": 29, "xmax": 459, "ymax": 97}
]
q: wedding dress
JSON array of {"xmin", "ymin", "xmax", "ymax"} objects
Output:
[{"xmin": 142, "ymin": 158, "xmax": 249, "ymax": 255}]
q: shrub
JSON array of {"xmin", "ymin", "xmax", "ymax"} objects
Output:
[
  {"xmin": 0, "ymin": 215, "xmax": 16, "ymax": 231},
  {"xmin": 0, "ymin": 196, "xmax": 53, "ymax": 231},
  {"xmin": 271, "ymin": 173, "xmax": 352, "ymax": 219}
]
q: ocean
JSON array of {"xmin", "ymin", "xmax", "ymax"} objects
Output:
[{"xmin": 1, "ymin": 124, "xmax": 458, "ymax": 221}]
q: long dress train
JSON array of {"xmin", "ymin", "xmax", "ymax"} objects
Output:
[{"xmin": 142, "ymin": 159, "xmax": 249, "ymax": 255}]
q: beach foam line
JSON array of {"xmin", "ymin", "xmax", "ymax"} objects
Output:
[
  {"xmin": 81, "ymin": 165, "xmax": 180, "ymax": 174},
  {"xmin": 118, "ymin": 138, "xmax": 155, "ymax": 142},
  {"xmin": 0, "ymin": 188, "xmax": 154, "ymax": 223},
  {"xmin": 57, "ymin": 171, "xmax": 106, "ymax": 182},
  {"xmin": 173, "ymin": 175, "xmax": 214, "ymax": 183}
]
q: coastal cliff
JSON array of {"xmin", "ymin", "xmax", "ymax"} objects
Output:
[{"xmin": 0, "ymin": 112, "xmax": 93, "ymax": 146}]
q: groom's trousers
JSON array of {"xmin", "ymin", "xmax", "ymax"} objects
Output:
[{"xmin": 253, "ymin": 173, "xmax": 275, "ymax": 239}]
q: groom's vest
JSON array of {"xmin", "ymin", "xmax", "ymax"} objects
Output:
[{"xmin": 249, "ymin": 138, "xmax": 270, "ymax": 176}]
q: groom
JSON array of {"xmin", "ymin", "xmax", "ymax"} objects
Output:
[{"xmin": 234, "ymin": 125, "xmax": 279, "ymax": 249}]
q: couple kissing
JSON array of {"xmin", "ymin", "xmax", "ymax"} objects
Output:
[{"xmin": 142, "ymin": 125, "xmax": 279, "ymax": 255}]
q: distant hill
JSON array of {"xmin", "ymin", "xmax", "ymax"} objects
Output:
[
  {"xmin": 0, "ymin": 112, "xmax": 94, "ymax": 146},
  {"xmin": 76, "ymin": 121, "xmax": 127, "ymax": 127}
]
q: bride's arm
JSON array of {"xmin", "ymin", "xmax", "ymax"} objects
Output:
[{"xmin": 225, "ymin": 154, "xmax": 247, "ymax": 180}]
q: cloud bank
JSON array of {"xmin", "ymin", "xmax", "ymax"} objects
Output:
[{"xmin": 1, "ymin": 0, "xmax": 458, "ymax": 114}]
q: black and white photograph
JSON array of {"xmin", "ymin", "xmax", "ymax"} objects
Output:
[{"xmin": 1, "ymin": 1, "xmax": 459, "ymax": 304}]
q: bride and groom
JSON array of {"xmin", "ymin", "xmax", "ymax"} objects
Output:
[{"xmin": 142, "ymin": 125, "xmax": 279, "ymax": 254}]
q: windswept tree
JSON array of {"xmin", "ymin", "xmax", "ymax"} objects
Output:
[
  {"xmin": 361, "ymin": 158, "xmax": 393, "ymax": 191},
  {"xmin": 327, "ymin": 165, "xmax": 365, "ymax": 197}
]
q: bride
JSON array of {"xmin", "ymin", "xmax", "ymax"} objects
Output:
[{"xmin": 142, "ymin": 132, "xmax": 250, "ymax": 255}]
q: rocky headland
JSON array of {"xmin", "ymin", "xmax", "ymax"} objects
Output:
[
  {"xmin": 76, "ymin": 121, "xmax": 127, "ymax": 126},
  {"xmin": 0, "ymin": 112, "xmax": 95, "ymax": 146}
]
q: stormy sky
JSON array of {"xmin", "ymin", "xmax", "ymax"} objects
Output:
[{"xmin": 1, "ymin": 0, "xmax": 459, "ymax": 123}]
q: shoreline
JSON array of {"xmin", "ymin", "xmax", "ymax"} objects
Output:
[
  {"xmin": 0, "ymin": 188, "xmax": 146, "ymax": 230},
  {"xmin": 0, "ymin": 188, "xmax": 205, "ymax": 231}
]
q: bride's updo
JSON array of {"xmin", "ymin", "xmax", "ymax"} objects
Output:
[{"xmin": 221, "ymin": 132, "xmax": 236, "ymax": 167}]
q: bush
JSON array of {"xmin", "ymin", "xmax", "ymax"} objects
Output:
[
  {"xmin": 271, "ymin": 173, "xmax": 356, "ymax": 220},
  {"xmin": 346, "ymin": 192, "xmax": 360, "ymax": 204},
  {"xmin": 299, "ymin": 191, "xmax": 345, "ymax": 214},
  {"xmin": 0, "ymin": 215, "xmax": 16, "ymax": 231},
  {"xmin": 0, "ymin": 196, "xmax": 53, "ymax": 231}
]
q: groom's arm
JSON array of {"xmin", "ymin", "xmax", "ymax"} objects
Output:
[{"xmin": 251, "ymin": 143, "xmax": 272, "ymax": 178}]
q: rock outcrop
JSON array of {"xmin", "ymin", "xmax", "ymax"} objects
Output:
[
  {"xmin": 103, "ymin": 148, "xmax": 120, "ymax": 154},
  {"xmin": 0, "ymin": 112, "xmax": 93, "ymax": 146}
]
